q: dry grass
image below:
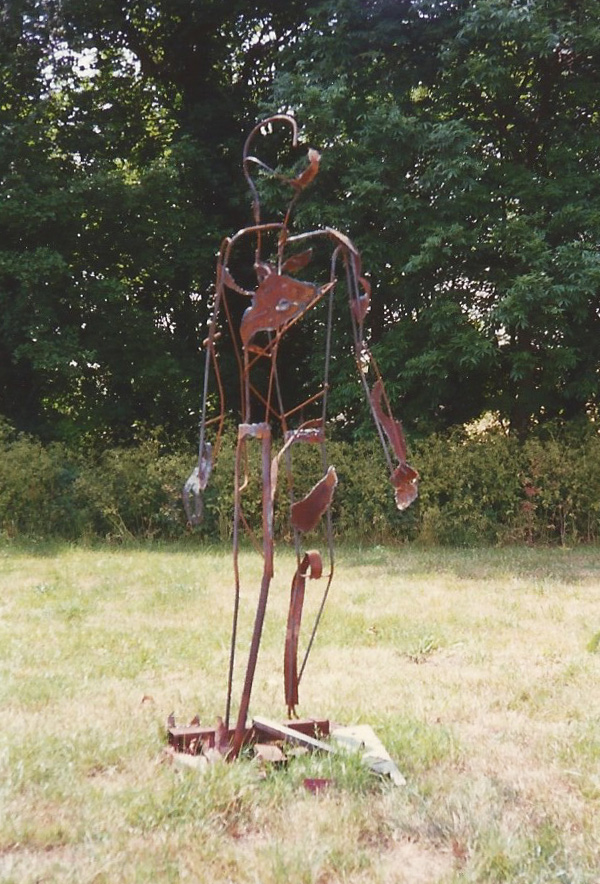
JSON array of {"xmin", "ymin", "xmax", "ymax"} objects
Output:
[{"xmin": 1, "ymin": 541, "xmax": 600, "ymax": 882}]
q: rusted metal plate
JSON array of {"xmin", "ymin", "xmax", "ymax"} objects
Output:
[
  {"xmin": 281, "ymin": 248, "xmax": 313, "ymax": 274},
  {"xmin": 284, "ymin": 419, "xmax": 325, "ymax": 446},
  {"xmin": 240, "ymin": 274, "xmax": 318, "ymax": 347},
  {"xmin": 252, "ymin": 716, "xmax": 334, "ymax": 753},
  {"xmin": 303, "ymin": 777, "xmax": 332, "ymax": 793},
  {"xmin": 284, "ymin": 551, "xmax": 323, "ymax": 717},
  {"xmin": 370, "ymin": 379, "xmax": 408, "ymax": 462},
  {"xmin": 287, "ymin": 147, "xmax": 321, "ymax": 191},
  {"xmin": 238, "ymin": 421, "xmax": 270, "ymax": 441},
  {"xmin": 167, "ymin": 717, "xmax": 331, "ymax": 755},
  {"xmin": 391, "ymin": 463, "xmax": 419, "ymax": 511},
  {"xmin": 168, "ymin": 724, "xmax": 242, "ymax": 754},
  {"xmin": 291, "ymin": 466, "xmax": 338, "ymax": 533}
]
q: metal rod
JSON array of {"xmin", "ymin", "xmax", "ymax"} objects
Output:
[{"xmin": 230, "ymin": 426, "xmax": 273, "ymax": 758}]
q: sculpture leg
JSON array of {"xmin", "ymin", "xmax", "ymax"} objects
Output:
[
  {"xmin": 230, "ymin": 423, "xmax": 273, "ymax": 758},
  {"xmin": 284, "ymin": 550, "xmax": 323, "ymax": 718},
  {"xmin": 224, "ymin": 433, "xmax": 245, "ymax": 730}
]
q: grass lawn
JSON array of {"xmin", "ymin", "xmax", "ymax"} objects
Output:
[{"xmin": 1, "ymin": 541, "xmax": 600, "ymax": 883}]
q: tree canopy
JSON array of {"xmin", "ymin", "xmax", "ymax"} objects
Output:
[{"xmin": 1, "ymin": 0, "xmax": 599, "ymax": 444}]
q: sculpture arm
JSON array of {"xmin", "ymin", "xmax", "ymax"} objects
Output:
[{"xmin": 336, "ymin": 234, "xmax": 418, "ymax": 511}]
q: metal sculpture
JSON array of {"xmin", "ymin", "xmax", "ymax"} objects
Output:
[{"xmin": 183, "ymin": 115, "xmax": 418, "ymax": 759}]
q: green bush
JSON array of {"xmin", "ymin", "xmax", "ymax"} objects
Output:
[
  {"xmin": 410, "ymin": 422, "xmax": 600, "ymax": 546},
  {"xmin": 520, "ymin": 427, "xmax": 600, "ymax": 545},
  {"xmin": 1, "ymin": 416, "xmax": 599, "ymax": 545},
  {"xmin": 73, "ymin": 442, "xmax": 193, "ymax": 540},
  {"xmin": 413, "ymin": 431, "xmax": 523, "ymax": 546},
  {"xmin": 0, "ymin": 420, "xmax": 86, "ymax": 539}
]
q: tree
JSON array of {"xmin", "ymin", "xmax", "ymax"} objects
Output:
[
  {"xmin": 270, "ymin": 0, "xmax": 600, "ymax": 435},
  {"xmin": 2, "ymin": 0, "xmax": 599, "ymax": 443},
  {"xmin": 0, "ymin": 0, "xmax": 317, "ymax": 442},
  {"xmin": 1, "ymin": 1, "xmax": 197, "ymax": 441}
]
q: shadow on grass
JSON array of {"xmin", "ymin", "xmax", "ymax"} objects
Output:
[
  {"xmin": 337, "ymin": 542, "xmax": 600, "ymax": 584},
  {"xmin": 0, "ymin": 535, "xmax": 216, "ymax": 558},
  {"xmin": 2, "ymin": 535, "xmax": 599, "ymax": 583}
]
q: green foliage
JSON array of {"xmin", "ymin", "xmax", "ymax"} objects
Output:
[
  {"xmin": 1, "ymin": 419, "xmax": 599, "ymax": 546},
  {"xmin": 271, "ymin": 0, "xmax": 600, "ymax": 435},
  {"xmin": 0, "ymin": 419, "xmax": 85, "ymax": 538},
  {"xmin": 414, "ymin": 430, "xmax": 524, "ymax": 546},
  {"xmin": 520, "ymin": 427, "xmax": 600, "ymax": 545},
  {"xmin": 3, "ymin": 0, "xmax": 600, "ymax": 444},
  {"xmin": 414, "ymin": 422, "xmax": 600, "ymax": 545},
  {"xmin": 73, "ymin": 442, "xmax": 192, "ymax": 540},
  {"xmin": 587, "ymin": 632, "xmax": 600, "ymax": 654}
]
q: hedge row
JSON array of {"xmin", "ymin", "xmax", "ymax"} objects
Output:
[{"xmin": 1, "ymin": 419, "xmax": 599, "ymax": 546}]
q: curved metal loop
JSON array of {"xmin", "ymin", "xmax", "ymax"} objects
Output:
[{"xmin": 242, "ymin": 114, "xmax": 299, "ymax": 224}]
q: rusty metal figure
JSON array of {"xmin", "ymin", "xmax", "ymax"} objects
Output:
[{"xmin": 184, "ymin": 115, "xmax": 418, "ymax": 758}]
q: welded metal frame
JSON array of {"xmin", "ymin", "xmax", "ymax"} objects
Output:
[{"xmin": 184, "ymin": 115, "xmax": 418, "ymax": 759}]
